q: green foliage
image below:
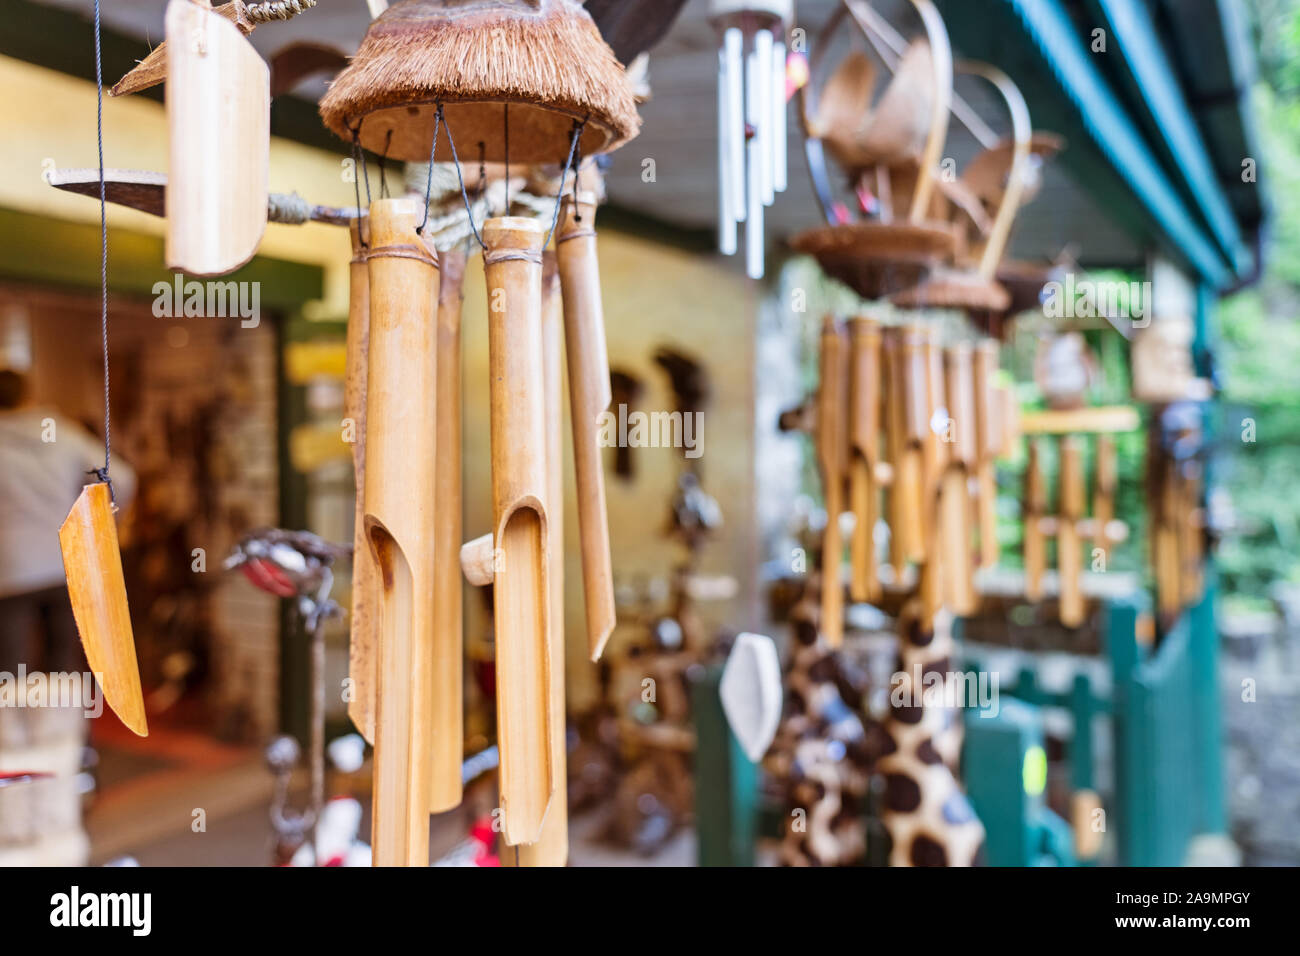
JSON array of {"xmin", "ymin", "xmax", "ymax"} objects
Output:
[{"xmin": 1213, "ymin": 0, "xmax": 1300, "ymax": 606}]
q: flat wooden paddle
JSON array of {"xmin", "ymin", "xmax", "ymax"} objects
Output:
[
  {"xmin": 165, "ymin": 0, "xmax": 269, "ymax": 276},
  {"xmin": 59, "ymin": 482, "xmax": 148, "ymax": 737}
]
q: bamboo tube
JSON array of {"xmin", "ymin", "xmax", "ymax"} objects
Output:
[
  {"xmin": 818, "ymin": 317, "xmax": 848, "ymax": 647},
  {"xmin": 1091, "ymin": 434, "xmax": 1116, "ymax": 553},
  {"xmin": 940, "ymin": 345, "xmax": 977, "ymax": 615},
  {"xmin": 848, "ymin": 317, "xmax": 881, "ymax": 603},
  {"xmin": 430, "ymin": 247, "xmax": 467, "ymax": 812},
  {"xmin": 896, "ymin": 325, "xmax": 929, "ymax": 565},
  {"xmin": 363, "ymin": 197, "xmax": 439, "ymax": 866},
  {"xmin": 972, "ymin": 341, "xmax": 1000, "ymax": 569},
  {"xmin": 1057, "ymin": 435, "xmax": 1085, "ymax": 628},
  {"xmin": 1024, "ymin": 439, "xmax": 1046, "ymax": 602},
  {"xmin": 345, "ymin": 221, "xmax": 377, "ymax": 745},
  {"xmin": 923, "ymin": 330, "xmax": 949, "ymax": 525},
  {"xmin": 517, "ymin": 253, "xmax": 568, "ymax": 866},
  {"xmin": 484, "ymin": 216, "xmax": 555, "ymax": 846},
  {"xmin": 556, "ymin": 196, "xmax": 616, "ymax": 662},
  {"xmin": 883, "ymin": 329, "xmax": 917, "ymax": 572}
]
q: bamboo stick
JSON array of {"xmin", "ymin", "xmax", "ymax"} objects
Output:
[
  {"xmin": 897, "ymin": 326, "xmax": 929, "ymax": 565},
  {"xmin": 556, "ymin": 196, "xmax": 617, "ymax": 662},
  {"xmin": 1057, "ymin": 435, "xmax": 1085, "ymax": 627},
  {"xmin": 848, "ymin": 317, "xmax": 881, "ymax": 603},
  {"xmin": 517, "ymin": 253, "xmax": 568, "ymax": 866},
  {"xmin": 484, "ymin": 216, "xmax": 555, "ymax": 846},
  {"xmin": 345, "ymin": 221, "xmax": 377, "ymax": 745},
  {"xmin": 364, "ymin": 197, "xmax": 439, "ymax": 866},
  {"xmin": 430, "ymin": 247, "xmax": 467, "ymax": 813},
  {"xmin": 817, "ymin": 317, "xmax": 848, "ymax": 647}
]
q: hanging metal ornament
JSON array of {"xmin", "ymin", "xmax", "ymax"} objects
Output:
[
  {"xmin": 320, "ymin": 0, "xmax": 639, "ymax": 862},
  {"xmin": 710, "ymin": 0, "xmax": 794, "ymax": 279}
]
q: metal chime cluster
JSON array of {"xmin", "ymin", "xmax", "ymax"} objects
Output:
[
  {"xmin": 710, "ymin": 0, "xmax": 794, "ymax": 279},
  {"xmin": 317, "ymin": 0, "xmax": 639, "ymax": 865}
]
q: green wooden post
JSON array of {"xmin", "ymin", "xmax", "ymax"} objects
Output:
[{"xmin": 691, "ymin": 666, "xmax": 758, "ymax": 867}]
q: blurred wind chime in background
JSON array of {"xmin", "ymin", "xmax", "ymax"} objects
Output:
[
  {"xmin": 765, "ymin": 0, "xmax": 1062, "ymax": 866},
  {"xmin": 711, "ymin": 0, "xmax": 796, "ymax": 279}
]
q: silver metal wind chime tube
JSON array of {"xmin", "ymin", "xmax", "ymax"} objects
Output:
[{"xmin": 710, "ymin": 0, "xmax": 794, "ymax": 280}]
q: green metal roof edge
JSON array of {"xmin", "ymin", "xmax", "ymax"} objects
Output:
[
  {"xmin": 1091, "ymin": 0, "xmax": 1245, "ymax": 271},
  {"xmin": 1000, "ymin": 0, "xmax": 1233, "ymax": 288}
]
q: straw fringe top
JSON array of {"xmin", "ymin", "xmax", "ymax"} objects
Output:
[{"xmin": 320, "ymin": 0, "xmax": 641, "ymax": 163}]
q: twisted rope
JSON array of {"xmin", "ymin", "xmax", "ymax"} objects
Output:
[{"xmin": 244, "ymin": 0, "xmax": 316, "ymax": 25}]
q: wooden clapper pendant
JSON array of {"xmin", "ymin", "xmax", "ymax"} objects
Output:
[
  {"xmin": 164, "ymin": 0, "xmax": 269, "ymax": 276},
  {"xmin": 363, "ymin": 197, "xmax": 451, "ymax": 866},
  {"xmin": 556, "ymin": 193, "xmax": 617, "ymax": 661},
  {"xmin": 816, "ymin": 317, "xmax": 849, "ymax": 647},
  {"xmin": 60, "ymin": 482, "xmax": 148, "ymax": 737},
  {"xmin": 848, "ymin": 317, "xmax": 882, "ymax": 604}
]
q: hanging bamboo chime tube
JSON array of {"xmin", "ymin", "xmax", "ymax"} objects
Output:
[
  {"xmin": 430, "ymin": 246, "xmax": 466, "ymax": 812},
  {"xmin": 817, "ymin": 317, "xmax": 848, "ymax": 647},
  {"xmin": 900, "ymin": 325, "xmax": 932, "ymax": 563},
  {"xmin": 972, "ymin": 340, "xmax": 1001, "ymax": 569},
  {"xmin": 363, "ymin": 197, "xmax": 439, "ymax": 866},
  {"xmin": 848, "ymin": 317, "xmax": 881, "ymax": 604},
  {"xmin": 1091, "ymin": 433, "xmax": 1116, "ymax": 554},
  {"xmin": 923, "ymin": 330, "xmax": 949, "ymax": 534},
  {"xmin": 1023, "ymin": 439, "xmax": 1046, "ymax": 602},
  {"xmin": 556, "ymin": 194, "xmax": 617, "ymax": 662},
  {"xmin": 517, "ymin": 253, "xmax": 568, "ymax": 866},
  {"xmin": 345, "ymin": 220, "xmax": 378, "ymax": 745},
  {"xmin": 484, "ymin": 216, "xmax": 555, "ymax": 846},
  {"xmin": 1057, "ymin": 435, "xmax": 1085, "ymax": 627},
  {"xmin": 940, "ymin": 344, "xmax": 977, "ymax": 616},
  {"xmin": 883, "ymin": 328, "xmax": 920, "ymax": 573}
]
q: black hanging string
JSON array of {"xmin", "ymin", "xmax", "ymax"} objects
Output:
[
  {"xmin": 90, "ymin": 0, "xmax": 114, "ymax": 503},
  {"xmin": 502, "ymin": 104, "xmax": 510, "ymax": 214},
  {"xmin": 417, "ymin": 107, "xmax": 444, "ymax": 234},
  {"xmin": 543, "ymin": 119, "xmax": 587, "ymax": 248},
  {"xmin": 476, "ymin": 143, "xmax": 487, "ymax": 204},
  {"xmin": 439, "ymin": 105, "xmax": 488, "ymax": 252},
  {"xmin": 378, "ymin": 129, "xmax": 393, "ymax": 199},
  {"xmin": 350, "ymin": 128, "xmax": 369, "ymax": 249}
]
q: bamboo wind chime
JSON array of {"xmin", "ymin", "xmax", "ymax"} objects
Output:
[{"xmin": 319, "ymin": 0, "xmax": 639, "ymax": 864}]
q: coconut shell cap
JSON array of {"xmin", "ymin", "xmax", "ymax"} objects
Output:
[{"xmin": 320, "ymin": 0, "xmax": 640, "ymax": 163}]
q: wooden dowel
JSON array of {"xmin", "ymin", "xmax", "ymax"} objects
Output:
[
  {"xmin": 345, "ymin": 221, "xmax": 377, "ymax": 745},
  {"xmin": 364, "ymin": 198, "xmax": 439, "ymax": 866},
  {"xmin": 848, "ymin": 317, "xmax": 881, "ymax": 603},
  {"xmin": 484, "ymin": 216, "xmax": 555, "ymax": 846},
  {"xmin": 430, "ymin": 247, "xmax": 466, "ymax": 813},
  {"xmin": 556, "ymin": 197, "xmax": 617, "ymax": 662},
  {"xmin": 1057, "ymin": 435, "xmax": 1085, "ymax": 627},
  {"xmin": 893, "ymin": 326, "xmax": 927, "ymax": 565},
  {"xmin": 818, "ymin": 317, "xmax": 848, "ymax": 646},
  {"xmin": 517, "ymin": 253, "xmax": 568, "ymax": 866}
]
